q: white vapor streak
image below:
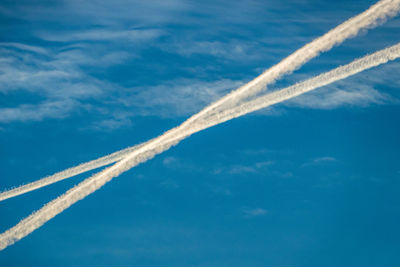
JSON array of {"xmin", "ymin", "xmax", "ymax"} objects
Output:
[
  {"xmin": 1, "ymin": 40, "xmax": 399, "ymax": 250},
  {"xmin": 0, "ymin": 143, "xmax": 147, "ymax": 201},
  {"xmin": 177, "ymin": 0, "xmax": 400, "ymax": 126},
  {"xmin": 1, "ymin": 0, "xmax": 399, "ymax": 202},
  {"xmin": 203, "ymin": 43, "xmax": 400, "ymax": 125}
]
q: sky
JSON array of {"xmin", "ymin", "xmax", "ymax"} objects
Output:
[{"xmin": 0, "ymin": 0, "xmax": 400, "ymax": 266}]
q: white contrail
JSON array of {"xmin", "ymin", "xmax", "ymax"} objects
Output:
[
  {"xmin": 0, "ymin": 142, "xmax": 149, "ymax": 201},
  {"xmin": 1, "ymin": 0, "xmax": 399, "ymax": 202},
  {"xmin": 1, "ymin": 41, "xmax": 399, "ymax": 250},
  {"xmin": 177, "ymin": 0, "xmax": 400, "ymax": 127},
  {"xmin": 203, "ymin": 43, "xmax": 400, "ymax": 125}
]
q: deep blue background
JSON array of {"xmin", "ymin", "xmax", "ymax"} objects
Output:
[{"xmin": 1, "ymin": 0, "xmax": 400, "ymax": 266}]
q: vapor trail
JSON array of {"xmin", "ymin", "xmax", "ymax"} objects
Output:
[
  {"xmin": 0, "ymin": 143, "xmax": 148, "ymax": 202},
  {"xmin": 177, "ymin": 0, "xmax": 400, "ymax": 127},
  {"xmin": 202, "ymin": 43, "xmax": 400, "ymax": 125},
  {"xmin": 1, "ymin": 41, "xmax": 399, "ymax": 250},
  {"xmin": 1, "ymin": 0, "xmax": 399, "ymax": 202}
]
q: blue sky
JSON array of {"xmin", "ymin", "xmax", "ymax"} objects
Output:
[{"xmin": 1, "ymin": 0, "xmax": 400, "ymax": 266}]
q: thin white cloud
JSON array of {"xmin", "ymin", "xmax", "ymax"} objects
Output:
[
  {"xmin": 161, "ymin": 156, "xmax": 202, "ymax": 172},
  {"xmin": 224, "ymin": 161, "xmax": 274, "ymax": 175},
  {"xmin": 243, "ymin": 208, "xmax": 268, "ymax": 217},
  {"xmin": 38, "ymin": 29, "xmax": 163, "ymax": 42},
  {"xmin": 88, "ymin": 112, "xmax": 134, "ymax": 132},
  {"xmin": 0, "ymin": 43, "xmax": 246, "ymax": 124},
  {"xmin": 288, "ymin": 84, "xmax": 393, "ymax": 109},
  {"xmin": 162, "ymin": 156, "xmax": 178, "ymax": 167},
  {"xmin": 51, "ymin": 49, "xmax": 133, "ymax": 67},
  {"xmin": 302, "ymin": 156, "xmax": 337, "ymax": 167},
  {"xmin": 0, "ymin": 43, "xmax": 119, "ymax": 124},
  {"xmin": 159, "ymin": 179, "xmax": 179, "ymax": 189},
  {"xmin": 313, "ymin": 156, "xmax": 337, "ymax": 163},
  {"xmin": 0, "ymin": 99, "xmax": 79, "ymax": 123},
  {"xmin": 2, "ymin": 41, "xmax": 399, "ymax": 126},
  {"xmin": 208, "ymin": 185, "xmax": 233, "ymax": 196},
  {"xmin": 165, "ymin": 40, "xmax": 266, "ymax": 61},
  {"xmin": 117, "ymin": 79, "xmax": 244, "ymax": 117},
  {"xmin": 0, "ymin": 42, "xmax": 48, "ymax": 55},
  {"xmin": 229, "ymin": 165, "xmax": 258, "ymax": 175},
  {"xmin": 286, "ymin": 62, "xmax": 400, "ymax": 109},
  {"xmin": 0, "ymin": 0, "xmax": 189, "ymax": 26}
]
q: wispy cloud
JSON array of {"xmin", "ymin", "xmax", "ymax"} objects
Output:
[
  {"xmin": 286, "ymin": 62, "xmax": 400, "ymax": 109},
  {"xmin": 2, "ymin": 40, "xmax": 399, "ymax": 127},
  {"xmin": 228, "ymin": 165, "xmax": 259, "ymax": 175},
  {"xmin": 0, "ymin": 41, "xmax": 245, "ymax": 125},
  {"xmin": 208, "ymin": 185, "xmax": 232, "ymax": 196},
  {"xmin": 115, "ymin": 79, "xmax": 244, "ymax": 117},
  {"xmin": 0, "ymin": 0, "xmax": 189, "ymax": 26},
  {"xmin": 164, "ymin": 40, "xmax": 269, "ymax": 62},
  {"xmin": 161, "ymin": 156, "xmax": 202, "ymax": 172},
  {"xmin": 288, "ymin": 84, "xmax": 393, "ymax": 109},
  {"xmin": 87, "ymin": 111, "xmax": 134, "ymax": 132},
  {"xmin": 159, "ymin": 179, "xmax": 179, "ymax": 189},
  {"xmin": 302, "ymin": 156, "xmax": 337, "ymax": 167},
  {"xmin": 162, "ymin": 156, "xmax": 178, "ymax": 167},
  {"xmin": 0, "ymin": 43, "xmax": 113, "ymax": 123},
  {"xmin": 313, "ymin": 156, "xmax": 337, "ymax": 163},
  {"xmin": 213, "ymin": 160, "xmax": 274, "ymax": 175},
  {"xmin": 0, "ymin": 43, "xmax": 48, "ymax": 55},
  {"xmin": 0, "ymin": 99, "xmax": 80, "ymax": 123},
  {"xmin": 242, "ymin": 208, "xmax": 268, "ymax": 218},
  {"xmin": 37, "ymin": 29, "xmax": 163, "ymax": 42}
]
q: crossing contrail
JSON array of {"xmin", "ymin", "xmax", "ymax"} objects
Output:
[
  {"xmin": 1, "ymin": 0, "xmax": 399, "ymax": 203},
  {"xmin": 0, "ymin": 142, "xmax": 148, "ymax": 201},
  {"xmin": 176, "ymin": 0, "xmax": 400, "ymax": 126},
  {"xmin": 202, "ymin": 43, "xmax": 400, "ymax": 125},
  {"xmin": 1, "ymin": 41, "xmax": 399, "ymax": 250}
]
